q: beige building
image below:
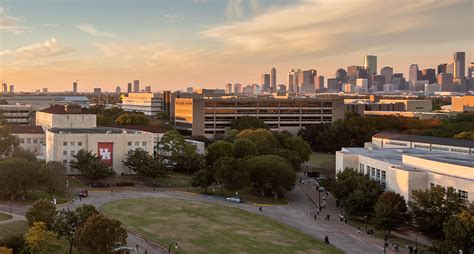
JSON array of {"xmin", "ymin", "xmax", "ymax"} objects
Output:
[
  {"xmin": 451, "ymin": 96, "xmax": 474, "ymax": 112},
  {"xmin": 36, "ymin": 105, "xmax": 96, "ymax": 130},
  {"xmin": 0, "ymin": 104, "xmax": 31, "ymax": 124},
  {"xmin": 174, "ymin": 97, "xmax": 344, "ymax": 137},
  {"xmin": 120, "ymin": 93, "xmax": 164, "ymax": 116},
  {"xmin": 336, "ymin": 147, "xmax": 473, "ymax": 203},
  {"xmin": 10, "ymin": 125, "xmax": 45, "ymax": 156}
]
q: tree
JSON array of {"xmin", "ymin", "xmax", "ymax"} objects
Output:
[
  {"xmin": 70, "ymin": 150, "xmax": 115, "ymax": 181},
  {"xmin": 233, "ymin": 138, "xmax": 257, "ymax": 158},
  {"xmin": 12, "ymin": 148, "xmax": 37, "ymax": 161},
  {"xmin": 206, "ymin": 141, "xmax": 234, "ymax": 165},
  {"xmin": 157, "ymin": 130, "xmax": 187, "ymax": 161},
  {"xmin": 174, "ymin": 143, "xmax": 207, "ymax": 175},
  {"xmin": 25, "ymin": 222, "xmax": 60, "ymax": 253},
  {"xmin": 373, "ymin": 192, "xmax": 408, "ymax": 237},
  {"xmin": 236, "ymin": 129, "xmax": 279, "ymax": 155},
  {"xmin": 123, "ymin": 148, "xmax": 168, "ymax": 179},
  {"xmin": 191, "ymin": 169, "xmax": 215, "ymax": 193},
  {"xmin": 55, "ymin": 205, "xmax": 98, "ymax": 254},
  {"xmin": 0, "ymin": 157, "xmax": 40, "ymax": 199},
  {"xmin": 437, "ymin": 209, "xmax": 474, "ymax": 254},
  {"xmin": 230, "ymin": 116, "xmax": 268, "ymax": 131},
  {"xmin": 0, "ymin": 124, "xmax": 19, "ymax": 157},
  {"xmin": 76, "ymin": 213, "xmax": 127, "ymax": 254},
  {"xmin": 410, "ymin": 186, "xmax": 466, "ymax": 237},
  {"xmin": 40, "ymin": 161, "xmax": 67, "ymax": 199},
  {"xmin": 115, "ymin": 113, "xmax": 149, "ymax": 125},
  {"xmin": 213, "ymin": 157, "xmax": 249, "ymax": 192},
  {"xmin": 455, "ymin": 131, "xmax": 474, "ymax": 140},
  {"xmin": 156, "ymin": 111, "xmax": 169, "ymax": 121},
  {"xmin": 26, "ymin": 199, "xmax": 57, "ymax": 229},
  {"xmin": 0, "ymin": 234, "xmax": 26, "ymax": 254},
  {"xmin": 246, "ymin": 155, "xmax": 296, "ymax": 198}
]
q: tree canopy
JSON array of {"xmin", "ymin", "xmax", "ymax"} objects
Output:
[
  {"xmin": 70, "ymin": 150, "xmax": 115, "ymax": 181},
  {"xmin": 373, "ymin": 192, "xmax": 408, "ymax": 237},
  {"xmin": 230, "ymin": 116, "xmax": 268, "ymax": 131},
  {"xmin": 115, "ymin": 112, "xmax": 149, "ymax": 125}
]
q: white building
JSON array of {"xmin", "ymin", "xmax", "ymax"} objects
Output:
[
  {"xmin": 121, "ymin": 93, "xmax": 164, "ymax": 116},
  {"xmin": 336, "ymin": 133, "xmax": 474, "ymax": 203},
  {"xmin": 0, "ymin": 104, "xmax": 31, "ymax": 124}
]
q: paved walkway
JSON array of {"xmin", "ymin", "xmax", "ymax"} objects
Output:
[{"xmin": 0, "ymin": 212, "xmax": 25, "ymax": 225}]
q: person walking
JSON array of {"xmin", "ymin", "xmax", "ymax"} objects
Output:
[
  {"xmin": 259, "ymin": 206, "xmax": 262, "ymax": 212},
  {"xmin": 326, "ymin": 214, "xmax": 330, "ymax": 220},
  {"xmin": 357, "ymin": 227, "xmax": 361, "ymax": 235},
  {"xmin": 324, "ymin": 236, "xmax": 329, "ymax": 245}
]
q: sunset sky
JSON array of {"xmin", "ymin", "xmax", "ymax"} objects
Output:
[{"xmin": 0, "ymin": 0, "xmax": 472, "ymax": 92}]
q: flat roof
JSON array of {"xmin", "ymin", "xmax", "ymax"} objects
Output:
[
  {"xmin": 373, "ymin": 132, "xmax": 474, "ymax": 149},
  {"xmin": 48, "ymin": 127, "xmax": 147, "ymax": 134},
  {"xmin": 340, "ymin": 147, "xmax": 474, "ymax": 169},
  {"xmin": 10, "ymin": 125, "xmax": 44, "ymax": 134},
  {"xmin": 39, "ymin": 105, "xmax": 92, "ymax": 114}
]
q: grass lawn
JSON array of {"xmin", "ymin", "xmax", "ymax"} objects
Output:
[
  {"xmin": 0, "ymin": 220, "xmax": 28, "ymax": 239},
  {"xmin": 155, "ymin": 173, "xmax": 192, "ymax": 188},
  {"xmin": 308, "ymin": 153, "xmax": 335, "ymax": 175},
  {"xmin": 103, "ymin": 198, "xmax": 342, "ymax": 254},
  {"xmin": 191, "ymin": 187, "xmax": 288, "ymax": 205},
  {"xmin": 0, "ymin": 212, "xmax": 12, "ymax": 222}
]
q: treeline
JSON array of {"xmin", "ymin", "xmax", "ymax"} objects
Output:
[
  {"xmin": 325, "ymin": 170, "xmax": 472, "ymax": 253},
  {"xmin": 298, "ymin": 113, "xmax": 474, "ymax": 153},
  {"xmin": 0, "ymin": 200, "xmax": 127, "ymax": 253}
]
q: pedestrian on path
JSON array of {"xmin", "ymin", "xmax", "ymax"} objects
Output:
[
  {"xmin": 357, "ymin": 227, "xmax": 361, "ymax": 235},
  {"xmin": 314, "ymin": 214, "xmax": 317, "ymax": 220},
  {"xmin": 324, "ymin": 236, "xmax": 329, "ymax": 245},
  {"xmin": 259, "ymin": 206, "xmax": 262, "ymax": 212},
  {"xmin": 326, "ymin": 214, "xmax": 330, "ymax": 220}
]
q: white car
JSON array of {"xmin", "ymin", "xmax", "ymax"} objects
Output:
[{"xmin": 226, "ymin": 196, "xmax": 241, "ymax": 203}]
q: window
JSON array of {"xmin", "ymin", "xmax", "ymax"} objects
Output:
[
  {"xmin": 128, "ymin": 142, "xmax": 132, "ymax": 146},
  {"xmin": 366, "ymin": 165, "xmax": 370, "ymax": 175},
  {"xmin": 27, "ymin": 138, "xmax": 31, "ymax": 144},
  {"xmin": 63, "ymin": 160, "xmax": 68, "ymax": 165},
  {"xmin": 20, "ymin": 138, "xmax": 25, "ymax": 144},
  {"xmin": 142, "ymin": 142, "xmax": 147, "ymax": 146},
  {"xmin": 381, "ymin": 171, "xmax": 386, "ymax": 181},
  {"xmin": 33, "ymin": 138, "xmax": 37, "ymax": 144},
  {"xmin": 430, "ymin": 183, "xmax": 435, "ymax": 189},
  {"xmin": 63, "ymin": 150, "xmax": 67, "ymax": 155},
  {"xmin": 371, "ymin": 167, "xmax": 375, "ymax": 178},
  {"xmin": 135, "ymin": 142, "xmax": 139, "ymax": 146},
  {"xmin": 63, "ymin": 142, "xmax": 67, "ymax": 146},
  {"xmin": 459, "ymin": 190, "xmax": 468, "ymax": 201},
  {"xmin": 376, "ymin": 169, "xmax": 381, "ymax": 180},
  {"xmin": 78, "ymin": 142, "xmax": 82, "ymax": 146},
  {"xmin": 71, "ymin": 142, "xmax": 75, "ymax": 146}
]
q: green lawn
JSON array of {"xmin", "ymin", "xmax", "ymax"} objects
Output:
[
  {"xmin": 308, "ymin": 153, "xmax": 336, "ymax": 176},
  {"xmin": 103, "ymin": 198, "xmax": 342, "ymax": 254},
  {"xmin": 155, "ymin": 173, "xmax": 192, "ymax": 188},
  {"xmin": 0, "ymin": 212, "xmax": 12, "ymax": 222},
  {"xmin": 0, "ymin": 220, "xmax": 28, "ymax": 239}
]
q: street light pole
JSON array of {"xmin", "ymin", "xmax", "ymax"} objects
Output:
[{"xmin": 168, "ymin": 241, "xmax": 178, "ymax": 254}]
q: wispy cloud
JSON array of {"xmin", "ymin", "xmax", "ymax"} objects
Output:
[
  {"xmin": 152, "ymin": 14, "xmax": 184, "ymax": 24},
  {"xmin": 0, "ymin": 6, "xmax": 32, "ymax": 35},
  {"xmin": 205, "ymin": 0, "xmax": 471, "ymax": 58},
  {"xmin": 76, "ymin": 23, "xmax": 117, "ymax": 38},
  {"xmin": 1, "ymin": 38, "xmax": 73, "ymax": 58}
]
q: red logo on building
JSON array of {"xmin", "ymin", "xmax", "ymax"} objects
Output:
[{"xmin": 98, "ymin": 142, "xmax": 113, "ymax": 166}]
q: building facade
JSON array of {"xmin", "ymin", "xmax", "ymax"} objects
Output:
[
  {"xmin": 174, "ymin": 97, "xmax": 344, "ymax": 138},
  {"xmin": 0, "ymin": 104, "xmax": 31, "ymax": 124},
  {"xmin": 120, "ymin": 92, "xmax": 164, "ymax": 116}
]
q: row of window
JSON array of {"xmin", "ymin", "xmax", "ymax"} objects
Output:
[
  {"xmin": 430, "ymin": 183, "xmax": 469, "ymax": 201},
  {"xmin": 63, "ymin": 141, "xmax": 83, "ymax": 147},
  {"xmin": 20, "ymin": 138, "xmax": 41, "ymax": 144},
  {"xmin": 359, "ymin": 163, "xmax": 387, "ymax": 189}
]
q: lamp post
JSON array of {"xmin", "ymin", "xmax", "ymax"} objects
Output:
[
  {"xmin": 9, "ymin": 193, "xmax": 13, "ymax": 216},
  {"xmin": 168, "ymin": 241, "xmax": 178, "ymax": 254}
]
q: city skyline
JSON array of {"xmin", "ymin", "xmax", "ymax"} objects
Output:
[{"xmin": 0, "ymin": 0, "xmax": 473, "ymax": 92}]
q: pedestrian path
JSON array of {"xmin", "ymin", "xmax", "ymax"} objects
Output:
[{"xmin": 0, "ymin": 212, "xmax": 25, "ymax": 225}]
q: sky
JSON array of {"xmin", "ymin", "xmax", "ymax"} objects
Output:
[{"xmin": 0, "ymin": 0, "xmax": 473, "ymax": 92}]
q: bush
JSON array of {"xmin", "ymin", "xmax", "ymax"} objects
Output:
[{"xmin": 114, "ymin": 182, "xmax": 135, "ymax": 187}]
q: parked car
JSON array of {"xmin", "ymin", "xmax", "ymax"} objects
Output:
[
  {"xmin": 225, "ymin": 196, "xmax": 241, "ymax": 203},
  {"xmin": 78, "ymin": 190, "xmax": 88, "ymax": 198}
]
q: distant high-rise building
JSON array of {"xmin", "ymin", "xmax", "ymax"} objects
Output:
[
  {"xmin": 42, "ymin": 88, "xmax": 48, "ymax": 93},
  {"xmin": 145, "ymin": 86, "xmax": 151, "ymax": 93},
  {"xmin": 9, "ymin": 85, "xmax": 14, "ymax": 93},
  {"xmin": 225, "ymin": 83, "xmax": 233, "ymax": 94},
  {"xmin": 299, "ymin": 69, "xmax": 317, "ymax": 93},
  {"xmin": 260, "ymin": 74, "xmax": 270, "ymax": 91},
  {"xmin": 127, "ymin": 82, "xmax": 132, "ymax": 93},
  {"xmin": 347, "ymin": 66, "xmax": 367, "ymax": 85},
  {"xmin": 315, "ymin": 76, "xmax": 324, "ymax": 92},
  {"xmin": 437, "ymin": 63, "xmax": 447, "ymax": 75},
  {"xmin": 115, "ymin": 86, "xmax": 121, "ymax": 95},
  {"xmin": 288, "ymin": 69, "xmax": 301, "ymax": 93},
  {"xmin": 327, "ymin": 78, "xmax": 340, "ymax": 92},
  {"xmin": 453, "ymin": 52, "xmax": 465, "ymax": 79},
  {"xmin": 277, "ymin": 84, "xmax": 286, "ymax": 92},
  {"xmin": 234, "ymin": 83, "xmax": 242, "ymax": 94},
  {"xmin": 391, "ymin": 73, "xmax": 406, "ymax": 90},
  {"xmin": 73, "ymin": 81, "xmax": 78, "ymax": 94},
  {"xmin": 133, "ymin": 80, "xmax": 140, "ymax": 93},
  {"xmin": 94, "ymin": 88, "xmax": 101, "ymax": 94},
  {"xmin": 446, "ymin": 62, "xmax": 455, "ymax": 75},
  {"xmin": 380, "ymin": 67, "xmax": 393, "ymax": 84},
  {"xmin": 2, "ymin": 83, "xmax": 7, "ymax": 93},
  {"xmin": 270, "ymin": 67, "xmax": 277, "ymax": 91},
  {"xmin": 421, "ymin": 68, "xmax": 436, "ymax": 84},
  {"xmin": 356, "ymin": 78, "xmax": 369, "ymax": 92},
  {"xmin": 335, "ymin": 68, "xmax": 348, "ymax": 84},
  {"xmin": 364, "ymin": 55, "xmax": 377, "ymax": 76},
  {"xmin": 468, "ymin": 62, "xmax": 474, "ymax": 90},
  {"xmin": 186, "ymin": 87, "xmax": 194, "ymax": 93},
  {"xmin": 371, "ymin": 75, "xmax": 385, "ymax": 91},
  {"xmin": 408, "ymin": 64, "xmax": 419, "ymax": 84},
  {"xmin": 438, "ymin": 73, "xmax": 453, "ymax": 91}
]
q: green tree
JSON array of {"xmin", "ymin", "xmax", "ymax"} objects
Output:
[
  {"xmin": 157, "ymin": 130, "xmax": 187, "ymax": 161},
  {"xmin": 233, "ymin": 138, "xmax": 257, "ymax": 158},
  {"xmin": 191, "ymin": 169, "xmax": 215, "ymax": 193},
  {"xmin": 70, "ymin": 150, "xmax": 115, "ymax": 181},
  {"xmin": 12, "ymin": 148, "xmax": 37, "ymax": 161},
  {"xmin": 373, "ymin": 192, "xmax": 408, "ymax": 237},
  {"xmin": 410, "ymin": 186, "xmax": 466, "ymax": 237},
  {"xmin": 0, "ymin": 124, "xmax": 19, "ymax": 157},
  {"xmin": 437, "ymin": 209, "xmax": 474, "ymax": 253},
  {"xmin": 246, "ymin": 155, "xmax": 296, "ymax": 198},
  {"xmin": 174, "ymin": 143, "xmax": 207, "ymax": 175},
  {"xmin": 213, "ymin": 157, "xmax": 249, "ymax": 192},
  {"xmin": 76, "ymin": 213, "xmax": 127, "ymax": 254},
  {"xmin": 123, "ymin": 148, "xmax": 168, "ymax": 179},
  {"xmin": 26, "ymin": 199, "xmax": 57, "ymax": 230},
  {"xmin": 0, "ymin": 158, "xmax": 41, "ymax": 199},
  {"xmin": 0, "ymin": 234, "xmax": 26, "ymax": 253},
  {"xmin": 206, "ymin": 141, "xmax": 234, "ymax": 165},
  {"xmin": 455, "ymin": 131, "xmax": 474, "ymax": 140},
  {"xmin": 40, "ymin": 161, "xmax": 67, "ymax": 199},
  {"xmin": 25, "ymin": 222, "xmax": 60, "ymax": 254},
  {"xmin": 236, "ymin": 129, "xmax": 279, "ymax": 155},
  {"xmin": 115, "ymin": 112, "xmax": 149, "ymax": 125},
  {"xmin": 230, "ymin": 116, "xmax": 268, "ymax": 131}
]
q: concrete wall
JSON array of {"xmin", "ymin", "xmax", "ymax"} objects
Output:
[
  {"xmin": 36, "ymin": 112, "xmax": 96, "ymax": 130},
  {"xmin": 17, "ymin": 133, "xmax": 45, "ymax": 155}
]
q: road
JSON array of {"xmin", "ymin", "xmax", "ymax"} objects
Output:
[{"xmin": 1, "ymin": 183, "xmax": 396, "ymax": 254}]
